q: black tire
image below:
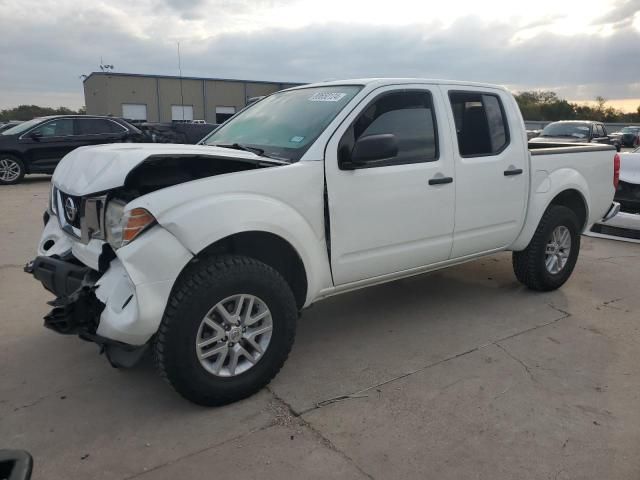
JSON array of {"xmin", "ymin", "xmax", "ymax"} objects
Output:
[
  {"xmin": 0, "ymin": 154, "xmax": 25, "ymax": 185},
  {"xmin": 512, "ymin": 205, "xmax": 581, "ymax": 291},
  {"xmin": 155, "ymin": 255, "xmax": 297, "ymax": 406}
]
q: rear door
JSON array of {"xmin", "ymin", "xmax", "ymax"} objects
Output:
[
  {"xmin": 74, "ymin": 118, "xmax": 129, "ymax": 146},
  {"xmin": 443, "ymin": 86, "xmax": 528, "ymax": 258},
  {"xmin": 19, "ymin": 118, "xmax": 82, "ymax": 172},
  {"xmin": 325, "ymin": 85, "xmax": 456, "ymax": 285}
]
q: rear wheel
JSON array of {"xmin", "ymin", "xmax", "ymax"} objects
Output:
[
  {"xmin": 155, "ymin": 255, "xmax": 297, "ymax": 406},
  {"xmin": 512, "ymin": 205, "xmax": 581, "ymax": 291},
  {"xmin": 0, "ymin": 155, "xmax": 25, "ymax": 185}
]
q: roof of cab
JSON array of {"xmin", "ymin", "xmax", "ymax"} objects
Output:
[{"xmin": 285, "ymin": 78, "xmax": 509, "ymax": 91}]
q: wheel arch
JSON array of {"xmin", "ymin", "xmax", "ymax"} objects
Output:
[
  {"xmin": 511, "ymin": 171, "xmax": 591, "ymax": 252},
  {"xmin": 173, "ymin": 231, "xmax": 309, "ymax": 310},
  {"xmin": 548, "ymin": 189, "xmax": 588, "ymax": 230}
]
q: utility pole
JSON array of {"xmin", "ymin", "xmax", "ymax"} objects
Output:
[
  {"xmin": 99, "ymin": 58, "xmax": 115, "ymax": 116},
  {"xmin": 177, "ymin": 42, "xmax": 185, "ymax": 121}
]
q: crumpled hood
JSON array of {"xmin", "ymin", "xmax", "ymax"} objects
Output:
[
  {"xmin": 620, "ymin": 152, "xmax": 640, "ymax": 185},
  {"xmin": 52, "ymin": 143, "xmax": 267, "ymax": 196},
  {"xmin": 529, "ymin": 136, "xmax": 585, "ymax": 144}
]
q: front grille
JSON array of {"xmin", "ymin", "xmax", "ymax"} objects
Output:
[{"xmin": 59, "ymin": 191, "xmax": 83, "ymax": 228}]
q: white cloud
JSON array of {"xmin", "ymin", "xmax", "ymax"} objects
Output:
[{"xmin": 0, "ymin": 0, "xmax": 639, "ymax": 110}]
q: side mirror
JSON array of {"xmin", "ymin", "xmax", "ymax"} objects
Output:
[
  {"xmin": 347, "ymin": 134, "xmax": 398, "ymax": 168},
  {"xmin": 29, "ymin": 131, "xmax": 42, "ymax": 141},
  {"xmin": 0, "ymin": 450, "xmax": 33, "ymax": 480}
]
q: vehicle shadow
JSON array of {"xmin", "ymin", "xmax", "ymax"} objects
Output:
[{"xmin": 20, "ymin": 175, "xmax": 51, "ymax": 184}]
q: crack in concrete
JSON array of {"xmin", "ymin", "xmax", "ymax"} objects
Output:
[
  {"xmin": 310, "ymin": 304, "xmax": 570, "ymax": 410},
  {"xmin": 495, "ymin": 343, "xmax": 537, "ymax": 383},
  {"xmin": 0, "ymin": 263, "xmax": 26, "ymax": 271},
  {"xmin": 267, "ymin": 388, "xmax": 375, "ymax": 480},
  {"xmin": 12, "ymin": 396, "xmax": 45, "ymax": 412},
  {"xmin": 121, "ymin": 425, "xmax": 272, "ymax": 480}
]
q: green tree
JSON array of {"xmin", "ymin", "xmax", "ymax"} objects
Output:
[
  {"xmin": 0, "ymin": 105, "xmax": 86, "ymax": 122},
  {"xmin": 514, "ymin": 90, "xmax": 640, "ymax": 122}
]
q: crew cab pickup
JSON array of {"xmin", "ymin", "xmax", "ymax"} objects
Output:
[{"xmin": 27, "ymin": 79, "xmax": 620, "ymax": 406}]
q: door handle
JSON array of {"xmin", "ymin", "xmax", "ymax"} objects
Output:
[
  {"xmin": 428, "ymin": 176, "xmax": 453, "ymax": 185},
  {"xmin": 503, "ymin": 168, "xmax": 523, "ymax": 176}
]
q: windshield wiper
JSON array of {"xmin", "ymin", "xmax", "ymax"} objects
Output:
[
  {"xmin": 216, "ymin": 143, "xmax": 265, "ymax": 155},
  {"xmin": 213, "ymin": 143, "xmax": 290, "ymax": 162}
]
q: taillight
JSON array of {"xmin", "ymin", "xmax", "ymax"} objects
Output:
[{"xmin": 613, "ymin": 152, "xmax": 620, "ymax": 190}]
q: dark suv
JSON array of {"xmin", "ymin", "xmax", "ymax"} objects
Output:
[{"xmin": 0, "ymin": 116, "xmax": 142, "ymax": 185}]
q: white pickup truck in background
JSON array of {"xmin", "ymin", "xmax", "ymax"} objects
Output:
[{"xmin": 27, "ymin": 79, "xmax": 620, "ymax": 405}]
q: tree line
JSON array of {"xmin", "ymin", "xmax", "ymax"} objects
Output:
[
  {"xmin": 515, "ymin": 91, "xmax": 640, "ymax": 123},
  {"xmin": 2, "ymin": 91, "xmax": 640, "ymax": 124},
  {"xmin": 0, "ymin": 105, "xmax": 86, "ymax": 122}
]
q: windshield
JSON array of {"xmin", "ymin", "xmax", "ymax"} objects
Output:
[
  {"xmin": 540, "ymin": 122, "xmax": 591, "ymax": 139},
  {"xmin": 0, "ymin": 117, "xmax": 45, "ymax": 136},
  {"xmin": 621, "ymin": 127, "xmax": 640, "ymax": 133},
  {"xmin": 202, "ymin": 85, "xmax": 362, "ymax": 161}
]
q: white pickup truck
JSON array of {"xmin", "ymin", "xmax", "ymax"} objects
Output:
[{"xmin": 27, "ymin": 79, "xmax": 620, "ymax": 405}]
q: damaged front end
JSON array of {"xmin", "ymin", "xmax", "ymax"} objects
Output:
[
  {"xmin": 25, "ymin": 255, "xmax": 149, "ymax": 368},
  {"xmin": 27, "ymin": 145, "xmax": 284, "ymax": 368},
  {"xmin": 25, "ymin": 255, "xmax": 102, "ymax": 336}
]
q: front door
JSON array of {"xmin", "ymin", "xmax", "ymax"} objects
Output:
[
  {"xmin": 443, "ymin": 86, "xmax": 528, "ymax": 258},
  {"xmin": 325, "ymin": 86, "xmax": 455, "ymax": 285},
  {"xmin": 20, "ymin": 118, "xmax": 82, "ymax": 172}
]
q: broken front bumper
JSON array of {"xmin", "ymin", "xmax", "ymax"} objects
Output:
[
  {"xmin": 27, "ymin": 212, "xmax": 194, "ymax": 358},
  {"xmin": 24, "ymin": 254, "xmax": 150, "ymax": 367},
  {"xmin": 25, "ymin": 255, "xmax": 102, "ymax": 336}
]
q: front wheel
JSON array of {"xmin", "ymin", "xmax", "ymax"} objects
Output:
[
  {"xmin": 512, "ymin": 205, "xmax": 581, "ymax": 291},
  {"xmin": 154, "ymin": 255, "xmax": 297, "ymax": 406},
  {"xmin": 0, "ymin": 155, "xmax": 25, "ymax": 185}
]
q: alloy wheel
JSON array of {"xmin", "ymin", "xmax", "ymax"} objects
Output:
[
  {"xmin": 195, "ymin": 294, "xmax": 273, "ymax": 377},
  {"xmin": 545, "ymin": 225, "xmax": 571, "ymax": 274},
  {"xmin": 0, "ymin": 158, "xmax": 21, "ymax": 182}
]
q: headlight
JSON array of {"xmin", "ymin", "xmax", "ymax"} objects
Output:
[{"xmin": 105, "ymin": 200, "xmax": 156, "ymax": 249}]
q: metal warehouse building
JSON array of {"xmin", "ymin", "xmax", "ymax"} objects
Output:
[{"xmin": 83, "ymin": 72, "xmax": 302, "ymax": 123}]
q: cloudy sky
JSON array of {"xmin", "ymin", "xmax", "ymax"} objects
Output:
[{"xmin": 1, "ymin": 0, "xmax": 639, "ymax": 111}]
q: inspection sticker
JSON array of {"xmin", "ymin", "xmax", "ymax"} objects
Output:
[
  {"xmin": 308, "ymin": 92, "xmax": 347, "ymax": 102},
  {"xmin": 290, "ymin": 136, "xmax": 305, "ymax": 143}
]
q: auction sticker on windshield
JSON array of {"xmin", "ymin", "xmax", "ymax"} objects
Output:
[{"xmin": 308, "ymin": 92, "xmax": 347, "ymax": 102}]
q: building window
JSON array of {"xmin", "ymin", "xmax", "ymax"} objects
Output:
[
  {"xmin": 216, "ymin": 106, "xmax": 236, "ymax": 124},
  {"xmin": 171, "ymin": 105, "xmax": 194, "ymax": 122},
  {"xmin": 122, "ymin": 104, "xmax": 147, "ymax": 121}
]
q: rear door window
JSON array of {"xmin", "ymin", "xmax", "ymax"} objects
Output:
[
  {"xmin": 76, "ymin": 118, "xmax": 125, "ymax": 135},
  {"xmin": 449, "ymin": 92, "xmax": 509, "ymax": 157}
]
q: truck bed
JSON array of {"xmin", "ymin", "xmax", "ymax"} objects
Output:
[{"xmin": 528, "ymin": 142, "xmax": 616, "ymax": 155}]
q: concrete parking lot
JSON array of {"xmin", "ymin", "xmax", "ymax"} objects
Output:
[{"xmin": 2, "ymin": 176, "xmax": 640, "ymax": 480}]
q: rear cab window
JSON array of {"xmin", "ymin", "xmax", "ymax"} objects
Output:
[{"xmin": 449, "ymin": 91, "xmax": 509, "ymax": 157}]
